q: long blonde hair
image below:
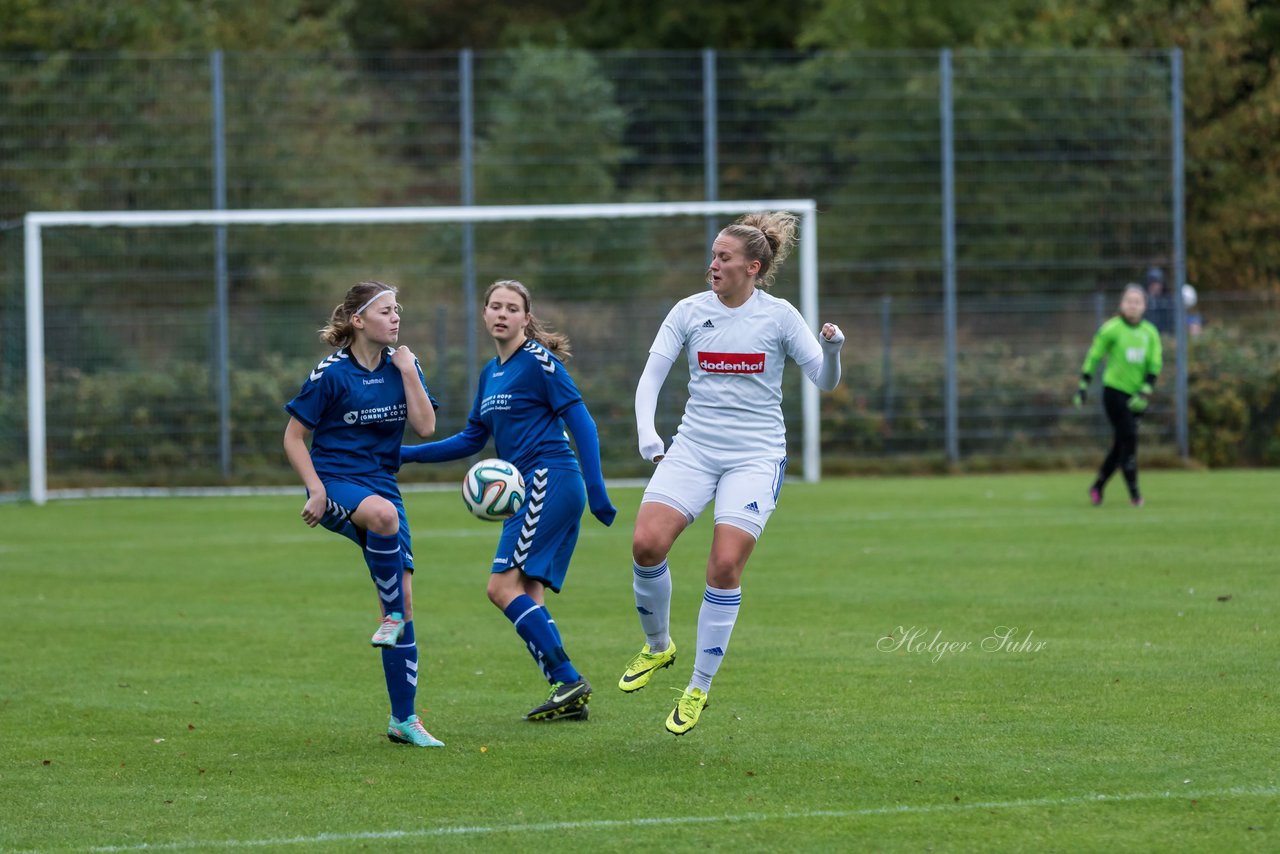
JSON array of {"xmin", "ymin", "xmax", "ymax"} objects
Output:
[
  {"xmin": 718, "ymin": 211, "xmax": 799, "ymax": 290},
  {"xmin": 319, "ymin": 281, "xmax": 399, "ymax": 348},
  {"xmin": 485, "ymin": 279, "xmax": 571, "ymax": 360}
]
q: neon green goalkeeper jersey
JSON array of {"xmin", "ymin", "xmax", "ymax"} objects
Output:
[{"xmin": 1081, "ymin": 316, "xmax": 1163, "ymax": 395}]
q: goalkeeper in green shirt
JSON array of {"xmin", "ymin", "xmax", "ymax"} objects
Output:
[{"xmin": 1072, "ymin": 284, "xmax": 1163, "ymax": 506}]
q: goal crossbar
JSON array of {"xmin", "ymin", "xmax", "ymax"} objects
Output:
[{"xmin": 24, "ymin": 199, "xmax": 820, "ymax": 504}]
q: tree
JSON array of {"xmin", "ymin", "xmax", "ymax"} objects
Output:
[{"xmin": 801, "ymin": 0, "xmax": 1279, "ymax": 291}]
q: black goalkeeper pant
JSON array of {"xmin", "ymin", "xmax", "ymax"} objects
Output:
[{"xmin": 1095, "ymin": 386, "xmax": 1140, "ymax": 499}]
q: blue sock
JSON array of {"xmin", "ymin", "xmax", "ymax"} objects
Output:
[
  {"xmin": 381, "ymin": 620, "xmax": 417, "ymax": 722},
  {"xmin": 503, "ymin": 595, "xmax": 579, "ymax": 685},
  {"xmin": 364, "ymin": 532, "xmax": 404, "ymax": 616},
  {"xmin": 542, "ymin": 606, "xmax": 563, "ymax": 647}
]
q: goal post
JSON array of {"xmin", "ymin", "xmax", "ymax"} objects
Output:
[{"xmin": 23, "ymin": 199, "xmax": 820, "ymax": 505}]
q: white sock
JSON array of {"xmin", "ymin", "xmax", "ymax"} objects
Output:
[
  {"xmin": 632, "ymin": 559, "xmax": 672, "ymax": 652},
  {"xmin": 690, "ymin": 585, "xmax": 741, "ymax": 693}
]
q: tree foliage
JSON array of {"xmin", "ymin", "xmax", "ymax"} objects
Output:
[{"xmin": 0, "ymin": 0, "xmax": 1274, "ymax": 292}]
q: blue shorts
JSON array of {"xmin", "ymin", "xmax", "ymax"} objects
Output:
[
  {"xmin": 491, "ymin": 466, "xmax": 583, "ymax": 593},
  {"xmin": 315, "ymin": 477, "xmax": 415, "ymax": 571}
]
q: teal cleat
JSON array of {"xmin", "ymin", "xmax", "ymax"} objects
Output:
[
  {"xmin": 387, "ymin": 714, "xmax": 444, "ymax": 747},
  {"xmin": 371, "ymin": 611, "xmax": 406, "ymax": 647}
]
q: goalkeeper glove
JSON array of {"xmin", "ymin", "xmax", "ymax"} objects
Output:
[
  {"xmin": 1072, "ymin": 375, "xmax": 1090, "ymax": 408},
  {"xmin": 1127, "ymin": 383, "xmax": 1153, "ymax": 413}
]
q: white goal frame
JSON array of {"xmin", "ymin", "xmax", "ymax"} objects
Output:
[{"xmin": 24, "ymin": 199, "xmax": 820, "ymax": 505}]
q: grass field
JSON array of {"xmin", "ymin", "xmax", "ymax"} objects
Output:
[{"xmin": 2, "ymin": 470, "xmax": 1277, "ymax": 852}]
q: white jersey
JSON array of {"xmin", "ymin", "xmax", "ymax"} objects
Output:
[{"xmin": 650, "ymin": 289, "xmax": 823, "ymax": 455}]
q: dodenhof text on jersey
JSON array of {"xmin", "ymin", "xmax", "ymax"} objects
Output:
[{"xmin": 697, "ymin": 351, "xmax": 766, "ymax": 373}]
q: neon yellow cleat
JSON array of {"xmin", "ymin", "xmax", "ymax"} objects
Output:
[
  {"xmin": 665, "ymin": 686, "xmax": 709, "ymax": 736},
  {"xmin": 618, "ymin": 641, "xmax": 677, "ymax": 693}
]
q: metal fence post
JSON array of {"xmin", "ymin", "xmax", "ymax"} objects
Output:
[
  {"xmin": 1170, "ymin": 48, "xmax": 1189, "ymax": 458},
  {"xmin": 459, "ymin": 49, "xmax": 478, "ymax": 403},
  {"xmin": 939, "ymin": 49, "xmax": 958, "ymax": 463},
  {"xmin": 703, "ymin": 49, "xmax": 719, "ymax": 254},
  {"xmin": 881, "ymin": 295, "xmax": 893, "ymax": 424},
  {"xmin": 211, "ymin": 50, "xmax": 231, "ymax": 478},
  {"xmin": 436, "ymin": 303, "xmax": 448, "ymax": 408}
]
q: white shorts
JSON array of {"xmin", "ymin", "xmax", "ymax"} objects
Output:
[{"xmin": 642, "ymin": 436, "xmax": 787, "ymax": 539}]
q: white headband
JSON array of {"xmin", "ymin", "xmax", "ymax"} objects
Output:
[{"xmin": 355, "ymin": 289, "xmax": 395, "ymax": 316}]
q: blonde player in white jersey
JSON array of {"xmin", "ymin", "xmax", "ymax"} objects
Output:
[{"xmin": 618, "ymin": 211, "xmax": 845, "ymax": 735}]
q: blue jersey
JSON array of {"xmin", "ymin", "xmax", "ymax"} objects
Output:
[
  {"xmin": 285, "ymin": 347, "xmax": 436, "ymax": 485},
  {"xmin": 468, "ymin": 340, "xmax": 583, "ymax": 476}
]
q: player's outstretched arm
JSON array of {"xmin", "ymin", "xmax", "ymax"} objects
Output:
[
  {"xmin": 800, "ymin": 323, "xmax": 844, "ymax": 391},
  {"xmin": 635, "ymin": 352, "xmax": 674, "ymax": 462},
  {"xmin": 400, "ymin": 422, "xmax": 488, "ymax": 467},
  {"xmin": 562, "ymin": 402, "xmax": 616, "ymax": 527}
]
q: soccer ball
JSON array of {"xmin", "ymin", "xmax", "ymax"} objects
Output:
[{"xmin": 461, "ymin": 458, "xmax": 526, "ymax": 522}]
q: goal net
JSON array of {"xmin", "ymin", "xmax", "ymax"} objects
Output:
[{"xmin": 21, "ymin": 200, "xmax": 820, "ymax": 504}]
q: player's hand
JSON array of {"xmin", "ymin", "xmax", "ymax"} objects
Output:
[
  {"xmin": 1072, "ymin": 379, "xmax": 1088, "ymax": 409},
  {"xmin": 587, "ymin": 484, "xmax": 617, "ymax": 527},
  {"xmin": 638, "ymin": 428, "xmax": 666, "ymax": 463},
  {"xmin": 300, "ymin": 493, "xmax": 327, "ymax": 528},
  {"xmin": 820, "ymin": 323, "xmax": 844, "ymax": 346},
  {"xmin": 1127, "ymin": 384, "xmax": 1152, "ymax": 413},
  {"xmin": 390, "ymin": 345, "xmax": 418, "ymax": 373}
]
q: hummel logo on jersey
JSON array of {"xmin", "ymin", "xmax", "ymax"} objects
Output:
[
  {"xmin": 702, "ymin": 319, "xmax": 715, "ymax": 328},
  {"xmin": 743, "ymin": 501, "xmax": 760, "ymax": 513},
  {"xmin": 702, "ymin": 646, "xmax": 725, "ymax": 657},
  {"xmin": 697, "ymin": 351, "xmax": 765, "ymax": 373}
]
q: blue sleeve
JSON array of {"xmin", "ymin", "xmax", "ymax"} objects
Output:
[
  {"xmin": 400, "ymin": 421, "xmax": 488, "ymax": 466},
  {"xmin": 562, "ymin": 402, "xmax": 615, "ymax": 526},
  {"xmin": 561, "ymin": 403, "xmax": 603, "ymax": 488},
  {"xmin": 541, "ymin": 356, "xmax": 585, "ymax": 416},
  {"xmin": 284, "ymin": 374, "xmax": 330, "ymax": 429}
]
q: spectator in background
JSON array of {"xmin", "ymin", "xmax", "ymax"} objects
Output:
[
  {"xmin": 1143, "ymin": 266, "xmax": 1173, "ymax": 334},
  {"xmin": 1183, "ymin": 283, "xmax": 1204, "ymax": 336}
]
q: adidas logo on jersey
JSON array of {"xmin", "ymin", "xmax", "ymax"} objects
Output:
[
  {"xmin": 702, "ymin": 319, "xmax": 715, "ymax": 328},
  {"xmin": 743, "ymin": 501, "xmax": 760, "ymax": 513}
]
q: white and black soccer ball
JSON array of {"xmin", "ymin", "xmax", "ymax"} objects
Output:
[{"xmin": 461, "ymin": 458, "xmax": 526, "ymax": 522}]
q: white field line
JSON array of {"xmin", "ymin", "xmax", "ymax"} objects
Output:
[{"xmin": 42, "ymin": 784, "xmax": 1274, "ymax": 853}]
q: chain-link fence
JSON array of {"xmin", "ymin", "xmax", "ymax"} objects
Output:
[{"xmin": 2, "ymin": 49, "xmax": 1274, "ymax": 498}]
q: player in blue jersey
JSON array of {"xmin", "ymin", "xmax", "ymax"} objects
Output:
[
  {"xmin": 283, "ymin": 281, "xmax": 444, "ymax": 748},
  {"xmin": 401, "ymin": 280, "xmax": 616, "ymax": 722}
]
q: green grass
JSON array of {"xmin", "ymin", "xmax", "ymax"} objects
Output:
[{"xmin": 2, "ymin": 471, "xmax": 1277, "ymax": 852}]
